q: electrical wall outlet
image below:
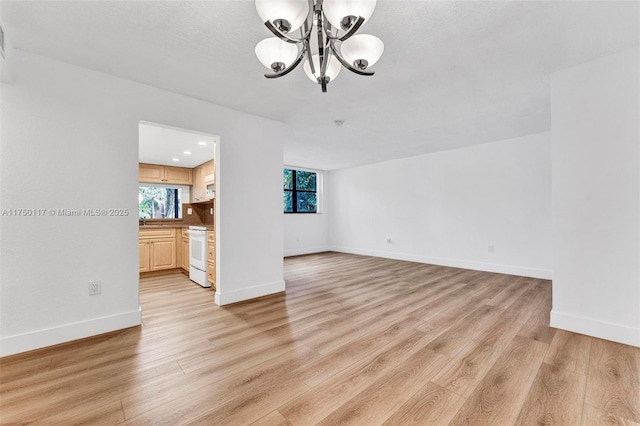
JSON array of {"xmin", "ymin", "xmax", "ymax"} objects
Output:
[
  {"xmin": 88, "ymin": 280, "xmax": 102, "ymax": 296},
  {"xmin": 187, "ymin": 208, "xmax": 193, "ymax": 215}
]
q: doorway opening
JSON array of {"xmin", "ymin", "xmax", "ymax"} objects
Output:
[{"xmin": 137, "ymin": 121, "xmax": 218, "ymax": 300}]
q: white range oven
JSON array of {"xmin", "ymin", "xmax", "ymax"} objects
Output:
[{"xmin": 188, "ymin": 226, "xmax": 209, "ymax": 287}]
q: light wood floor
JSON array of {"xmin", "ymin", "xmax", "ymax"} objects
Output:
[{"xmin": 1, "ymin": 252, "xmax": 639, "ymax": 425}]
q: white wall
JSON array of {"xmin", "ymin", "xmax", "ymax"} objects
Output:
[
  {"xmin": 284, "ymin": 170, "xmax": 330, "ymax": 256},
  {"xmin": 284, "ymin": 214, "xmax": 330, "ymax": 257},
  {"xmin": 0, "ymin": 50, "xmax": 284, "ymax": 356},
  {"xmin": 551, "ymin": 47, "xmax": 640, "ymax": 347},
  {"xmin": 329, "ymin": 133, "xmax": 552, "ymax": 279},
  {"xmin": 0, "ymin": 11, "xmax": 5, "ymax": 345}
]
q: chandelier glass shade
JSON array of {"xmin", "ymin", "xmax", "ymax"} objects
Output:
[
  {"xmin": 255, "ymin": 0, "xmax": 310, "ymax": 33},
  {"xmin": 255, "ymin": 37, "xmax": 300, "ymax": 72},
  {"xmin": 340, "ymin": 34, "xmax": 384, "ymax": 69},
  {"xmin": 303, "ymin": 53, "xmax": 342, "ymax": 83},
  {"xmin": 322, "ymin": 0, "xmax": 377, "ymax": 30},
  {"xmin": 254, "ymin": 0, "xmax": 384, "ymax": 92}
]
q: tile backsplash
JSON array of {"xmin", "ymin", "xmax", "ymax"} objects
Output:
[{"xmin": 181, "ymin": 202, "xmax": 214, "ymax": 226}]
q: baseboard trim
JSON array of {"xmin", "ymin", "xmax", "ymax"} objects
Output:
[
  {"xmin": 551, "ymin": 310, "xmax": 640, "ymax": 348},
  {"xmin": 215, "ymin": 280, "xmax": 286, "ymax": 306},
  {"xmin": 0, "ymin": 308, "xmax": 142, "ymax": 358},
  {"xmin": 330, "ymin": 246, "xmax": 552, "ymax": 279},
  {"xmin": 284, "ymin": 246, "xmax": 331, "ymax": 257}
]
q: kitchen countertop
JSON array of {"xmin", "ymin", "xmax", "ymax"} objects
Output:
[{"xmin": 139, "ymin": 224, "xmax": 213, "ymax": 230}]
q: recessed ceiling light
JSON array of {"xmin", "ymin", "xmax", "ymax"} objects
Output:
[
  {"xmin": 198, "ymin": 141, "xmax": 207, "ymax": 146},
  {"xmin": 183, "ymin": 151, "xmax": 191, "ymax": 155},
  {"xmin": 172, "ymin": 158, "xmax": 179, "ymax": 162}
]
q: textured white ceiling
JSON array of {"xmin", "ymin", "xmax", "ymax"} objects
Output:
[
  {"xmin": 139, "ymin": 122, "xmax": 216, "ymax": 168},
  {"xmin": 2, "ymin": 1, "xmax": 638, "ymax": 170}
]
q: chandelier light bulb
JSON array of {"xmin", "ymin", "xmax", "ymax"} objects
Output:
[
  {"xmin": 322, "ymin": 0, "xmax": 377, "ymax": 30},
  {"xmin": 255, "ymin": 0, "xmax": 310, "ymax": 33},
  {"xmin": 255, "ymin": 37, "xmax": 299, "ymax": 71},
  {"xmin": 303, "ymin": 54, "xmax": 341, "ymax": 83},
  {"xmin": 339, "ymin": 34, "xmax": 384, "ymax": 70}
]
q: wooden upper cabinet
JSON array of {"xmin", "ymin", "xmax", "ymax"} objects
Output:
[
  {"xmin": 192, "ymin": 160, "xmax": 215, "ymax": 203},
  {"xmin": 164, "ymin": 166, "xmax": 192, "ymax": 185},
  {"xmin": 139, "ymin": 163, "xmax": 165, "ymax": 183},
  {"xmin": 204, "ymin": 160, "xmax": 215, "ymax": 176},
  {"xmin": 192, "ymin": 165, "xmax": 204, "ymax": 202},
  {"xmin": 139, "ymin": 163, "xmax": 193, "ymax": 185}
]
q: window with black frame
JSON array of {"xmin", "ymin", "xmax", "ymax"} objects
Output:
[
  {"xmin": 284, "ymin": 168, "xmax": 317, "ymax": 213},
  {"xmin": 139, "ymin": 186, "xmax": 182, "ymax": 219}
]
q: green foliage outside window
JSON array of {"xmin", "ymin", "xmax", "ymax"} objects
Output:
[
  {"xmin": 139, "ymin": 187, "xmax": 181, "ymax": 219},
  {"xmin": 284, "ymin": 169, "xmax": 317, "ymax": 213}
]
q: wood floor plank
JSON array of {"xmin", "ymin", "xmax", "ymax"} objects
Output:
[
  {"xmin": 501, "ymin": 281, "xmax": 548, "ymax": 325},
  {"xmin": 32, "ymin": 399, "xmax": 125, "ymax": 426},
  {"xmin": 0, "ymin": 358, "xmax": 184, "ymax": 423},
  {"xmin": 585, "ymin": 339, "xmax": 640, "ymax": 423},
  {"xmin": 298, "ymin": 316, "xmax": 422, "ymax": 387},
  {"xmin": 382, "ymin": 381, "xmax": 466, "ymax": 426},
  {"xmin": 1, "ymin": 252, "xmax": 636, "ymax": 426},
  {"xmin": 0, "ymin": 356, "xmax": 52, "ymax": 385},
  {"xmin": 448, "ymin": 335, "xmax": 549, "ymax": 425},
  {"xmin": 121, "ymin": 346, "xmax": 319, "ymax": 421},
  {"xmin": 186, "ymin": 376, "xmax": 310, "ymax": 426},
  {"xmin": 581, "ymin": 403, "xmax": 640, "ymax": 426},
  {"xmin": 423, "ymin": 304, "xmax": 501, "ymax": 357},
  {"xmin": 544, "ymin": 329, "xmax": 592, "ymax": 373},
  {"xmin": 517, "ymin": 280, "xmax": 556, "ymax": 343},
  {"xmin": 250, "ymin": 410, "xmax": 292, "ymax": 426},
  {"xmin": 515, "ymin": 361, "xmax": 587, "ymax": 425},
  {"xmin": 431, "ymin": 313, "xmax": 523, "ymax": 398},
  {"xmin": 315, "ymin": 347, "xmax": 450, "ymax": 425},
  {"xmin": 278, "ymin": 331, "xmax": 428, "ymax": 425},
  {"xmin": 486, "ymin": 276, "xmax": 530, "ymax": 309},
  {"xmin": 121, "ymin": 346, "xmax": 318, "ymax": 424}
]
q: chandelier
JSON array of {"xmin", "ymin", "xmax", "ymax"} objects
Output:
[{"xmin": 254, "ymin": 0, "xmax": 384, "ymax": 93}]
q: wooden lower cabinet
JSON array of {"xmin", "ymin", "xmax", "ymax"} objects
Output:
[
  {"xmin": 139, "ymin": 228, "xmax": 178, "ymax": 273},
  {"xmin": 139, "ymin": 241, "xmax": 150, "ymax": 273},
  {"xmin": 181, "ymin": 237, "xmax": 190, "ymax": 271},
  {"xmin": 207, "ymin": 230, "xmax": 216, "ymax": 289},
  {"xmin": 150, "ymin": 239, "xmax": 177, "ymax": 270},
  {"xmin": 207, "ymin": 261, "xmax": 216, "ymax": 289}
]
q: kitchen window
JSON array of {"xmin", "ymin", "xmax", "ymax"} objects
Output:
[
  {"xmin": 284, "ymin": 168, "xmax": 317, "ymax": 213},
  {"xmin": 139, "ymin": 186, "xmax": 182, "ymax": 219}
]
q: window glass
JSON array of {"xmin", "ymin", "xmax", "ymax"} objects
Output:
[
  {"xmin": 283, "ymin": 169, "xmax": 294, "ymax": 190},
  {"xmin": 295, "ymin": 171, "xmax": 316, "ymax": 191},
  {"xmin": 297, "ymin": 192, "xmax": 317, "ymax": 213},
  {"xmin": 283, "ymin": 169, "xmax": 317, "ymax": 213},
  {"xmin": 284, "ymin": 191, "xmax": 293, "ymax": 213},
  {"xmin": 139, "ymin": 187, "xmax": 182, "ymax": 219}
]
